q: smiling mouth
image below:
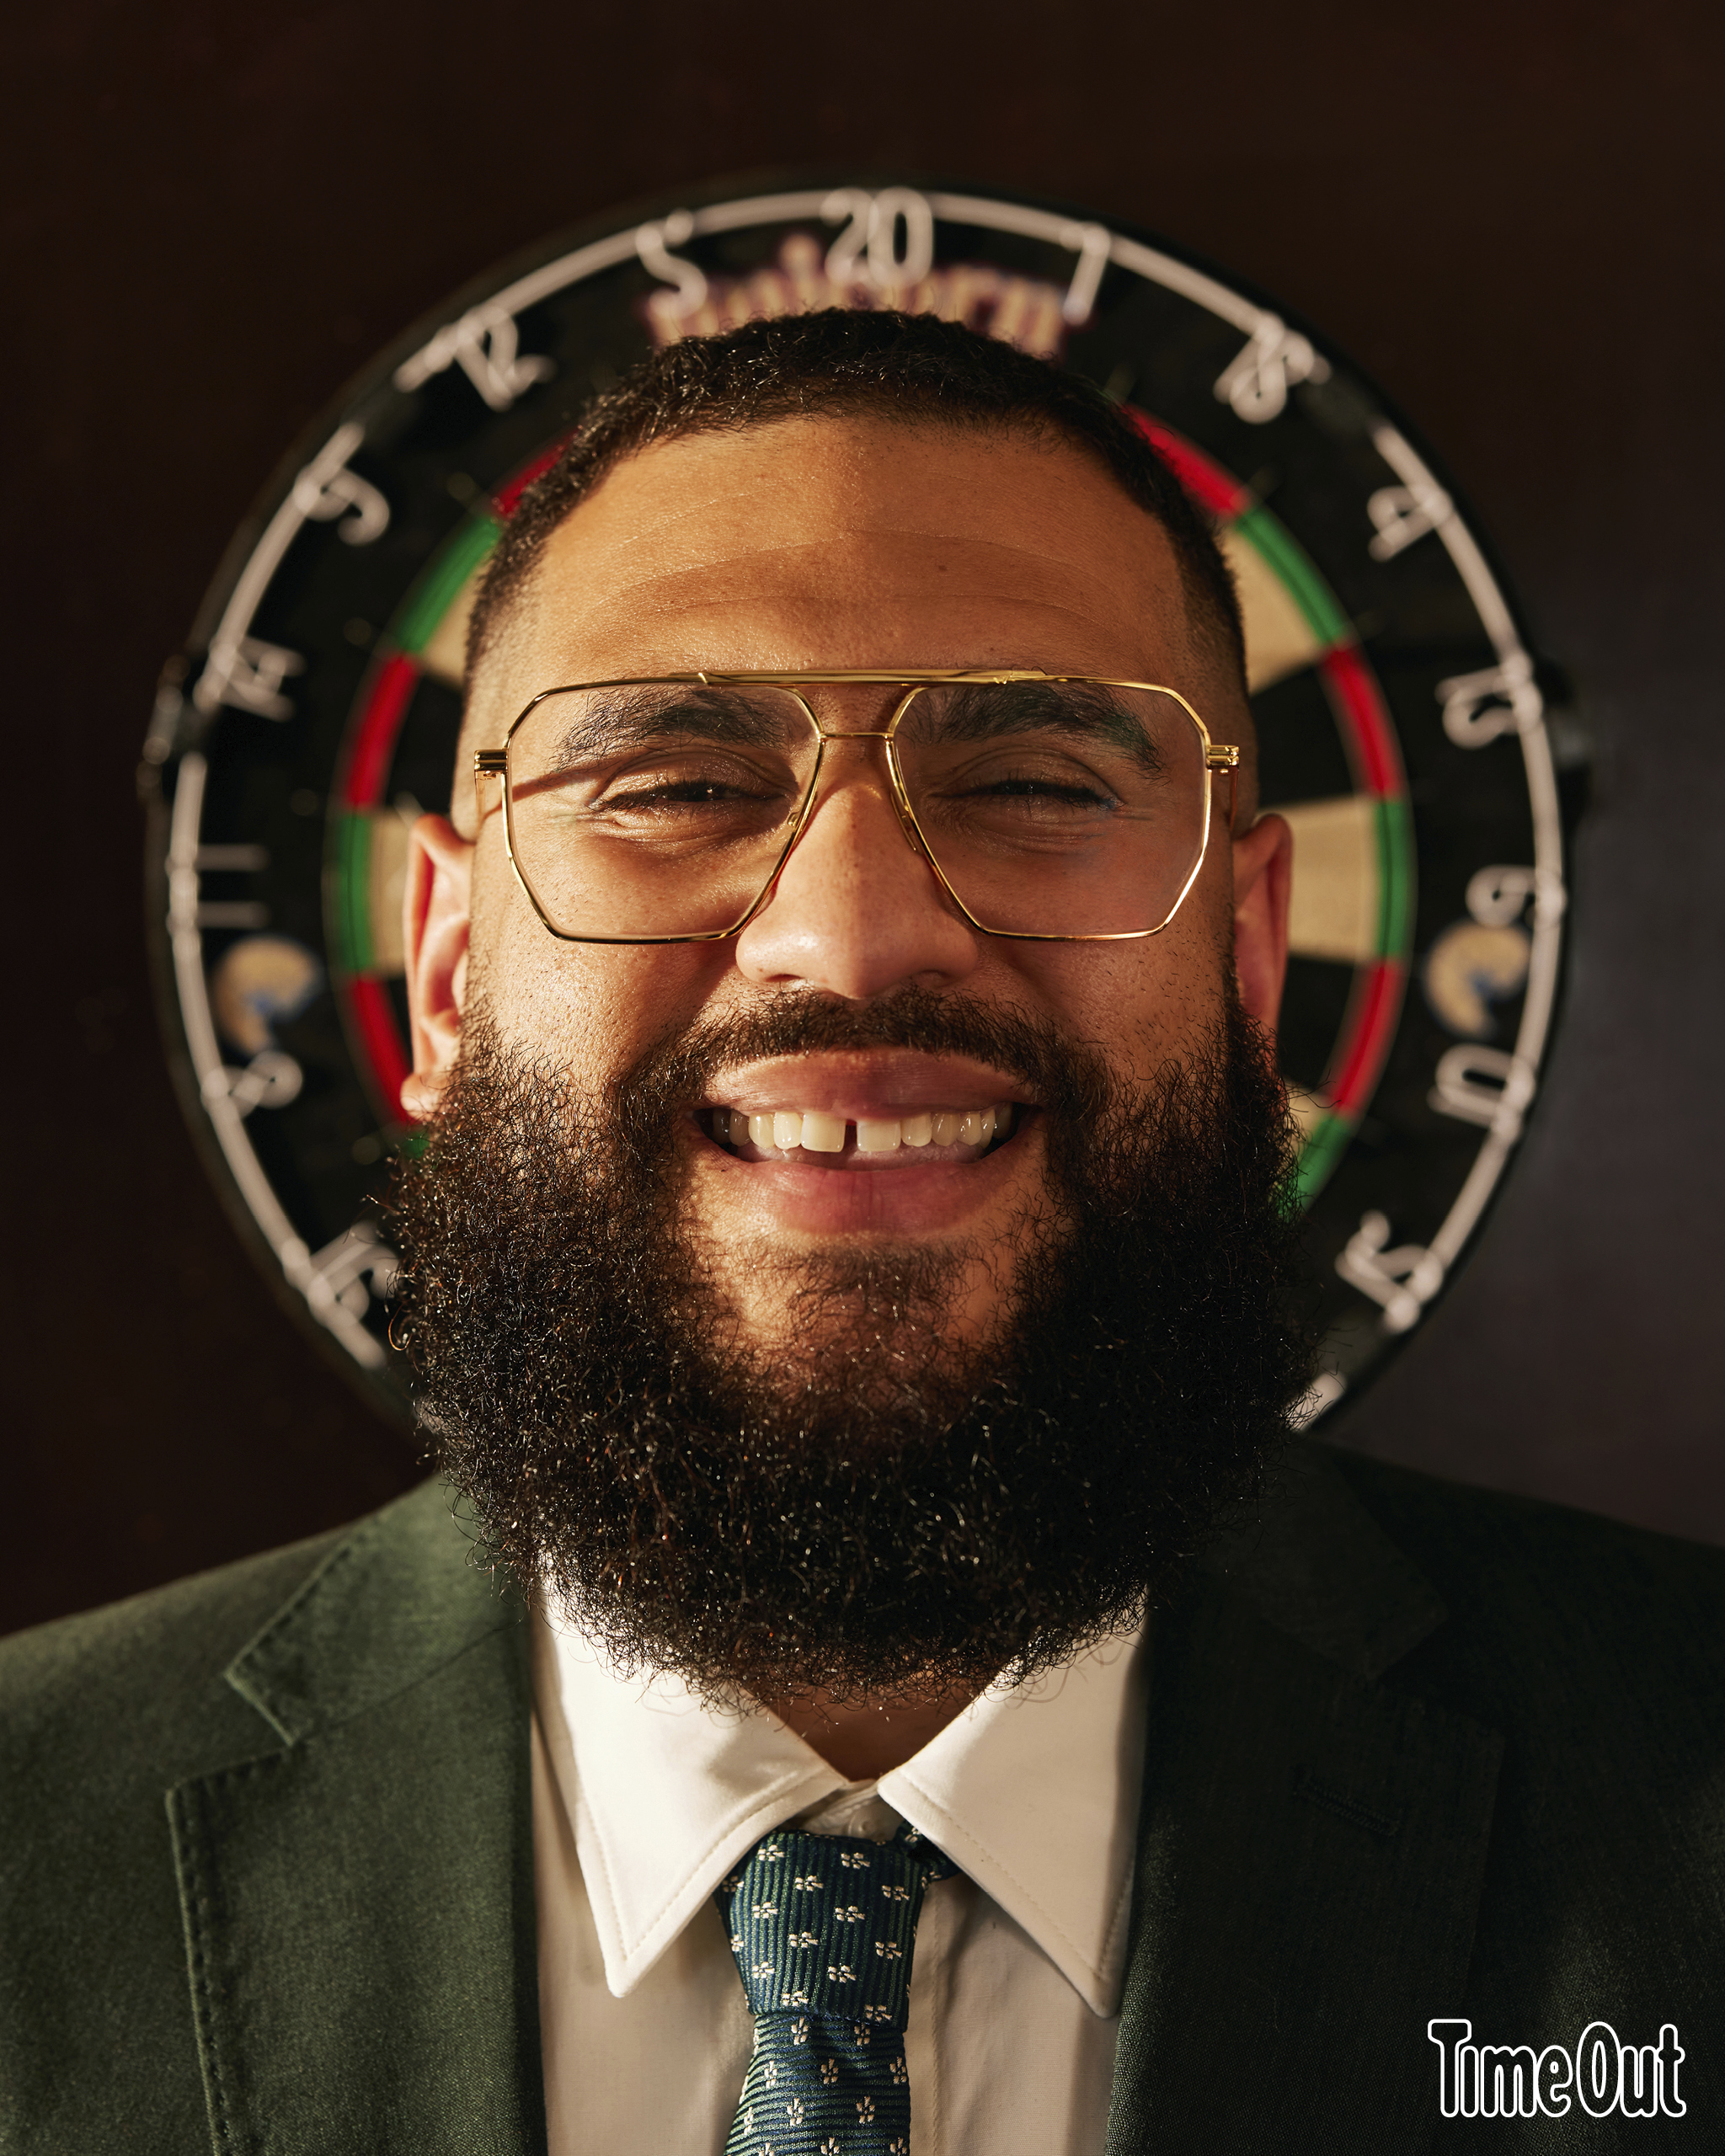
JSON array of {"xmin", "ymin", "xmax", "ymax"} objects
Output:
[{"xmin": 704, "ymin": 1102, "xmax": 1023, "ymax": 1168}]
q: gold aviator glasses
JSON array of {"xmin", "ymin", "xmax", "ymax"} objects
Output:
[{"xmin": 473, "ymin": 670, "xmax": 1240, "ymax": 944}]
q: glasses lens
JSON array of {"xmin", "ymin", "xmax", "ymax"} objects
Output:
[
  {"xmin": 504, "ymin": 684, "xmax": 818, "ymax": 937},
  {"xmin": 891, "ymin": 681, "xmax": 1212, "ymax": 936}
]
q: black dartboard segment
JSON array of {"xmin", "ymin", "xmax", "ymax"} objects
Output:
[{"xmin": 142, "ymin": 179, "xmax": 1575, "ymax": 1423}]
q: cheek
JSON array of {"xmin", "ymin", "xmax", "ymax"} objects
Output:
[
  {"xmin": 469, "ymin": 845, "xmax": 725, "ymax": 1075},
  {"xmin": 1011, "ymin": 915, "xmax": 1231, "ymax": 1091},
  {"xmin": 1006, "ymin": 814, "xmax": 1237, "ymax": 1064}
]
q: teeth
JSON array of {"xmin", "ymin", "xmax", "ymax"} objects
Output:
[{"xmin": 715, "ymin": 1103, "xmax": 1017, "ymax": 1156}]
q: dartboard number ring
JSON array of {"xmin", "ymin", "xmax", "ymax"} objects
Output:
[{"xmin": 142, "ymin": 179, "xmax": 1574, "ymax": 1423}]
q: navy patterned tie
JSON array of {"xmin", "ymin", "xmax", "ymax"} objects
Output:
[{"xmin": 717, "ymin": 1822, "xmax": 955, "ymax": 2156}]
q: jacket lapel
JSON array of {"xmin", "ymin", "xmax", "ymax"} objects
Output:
[
  {"xmin": 1107, "ymin": 1446, "xmax": 1501, "ymax": 2155},
  {"xmin": 168, "ymin": 1481, "xmax": 545, "ymax": 2156}
]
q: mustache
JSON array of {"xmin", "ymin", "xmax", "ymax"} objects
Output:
[{"xmin": 597, "ymin": 984, "xmax": 1115, "ymax": 1139}]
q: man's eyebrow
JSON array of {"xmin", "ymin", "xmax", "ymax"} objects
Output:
[
  {"xmin": 541, "ymin": 686, "xmax": 801, "ymax": 759},
  {"xmin": 913, "ymin": 682, "xmax": 1166, "ymax": 770}
]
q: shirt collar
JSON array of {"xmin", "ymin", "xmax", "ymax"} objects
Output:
[{"xmin": 533, "ymin": 1612, "xmax": 1148, "ymax": 2015}]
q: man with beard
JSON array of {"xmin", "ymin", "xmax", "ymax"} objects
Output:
[{"xmin": 3, "ymin": 312, "xmax": 1723, "ymax": 2154}]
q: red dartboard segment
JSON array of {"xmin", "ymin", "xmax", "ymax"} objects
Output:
[
  {"xmin": 1327, "ymin": 960, "xmax": 1408, "ymax": 1119},
  {"xmin": 1321, "ymin": 643, "xmax": 1404, "ymax": 801},
  {"xmin": 346, "ymin": 974, "xmax": 411, "ymax": 1113},
  {"xmin": 1309, "ymin": 645, "xmax": 1413, "ymax": 1157},
  {"xmin": 333, "ymin": 653, "xmax": 423, "ymax": 1118},
  {"xmin": 1129, "ymin": 414, "xmax": 1248, "ymax": 520},
  {"xmin": 493, "ymin": 439, "xmax": 571, "ymax": 517},
  {"xmin": 341, "ymin": 652, "xmax": 420, "ymax": 808}
]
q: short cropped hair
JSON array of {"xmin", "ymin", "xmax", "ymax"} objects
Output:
[{"xmin": 464, "ymin": 308, "xmax": 1246, "ymax": 693}]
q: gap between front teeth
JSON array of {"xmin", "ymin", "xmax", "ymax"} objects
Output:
[{"xmin": 713, "ymin": 1105, "xmax": 1013, "ymax": 1154}]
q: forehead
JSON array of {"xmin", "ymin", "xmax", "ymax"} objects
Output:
[{"xmin": 476, "ymin": 417, "xmax": 1194, "ymax": 719}]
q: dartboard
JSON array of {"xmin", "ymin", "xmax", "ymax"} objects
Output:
[{"xmin": 143, "ymin": 179, "xmax": 1576, "ymax": 1424}]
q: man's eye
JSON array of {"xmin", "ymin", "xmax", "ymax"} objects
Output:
[
  {"xmin": 564, "ymin": 747, "xmax": 794, "ymax": 808},
  {"xmin": 934, "ymin": 766, "xmax": 1120, "ymax": 817},
  {"xmin": 603, "ymin": 776, "xmax": 768, "ymax": 808},
  {"xmin": 970, "ymin": 775, "xmax": 1114, "ymax": 808}
]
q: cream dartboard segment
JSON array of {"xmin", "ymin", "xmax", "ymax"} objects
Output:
[{"xmin": 143, "ymin": 179, "xmax": 1579, "ymax": 1421}]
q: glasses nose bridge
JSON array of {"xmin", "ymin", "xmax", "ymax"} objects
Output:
[
  {"xmin": 798, "ymin": 723, "xmax": 910, "ymax": 816},
  {"xmin": 797, "ymin": 679, "xmax": 921, "ymax": 743},
  {"xmin": 772, "ymin": 718, "xmax": 930, "ymax": 897}
]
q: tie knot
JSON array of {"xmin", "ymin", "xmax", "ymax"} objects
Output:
[{"xmin": 716, "ymin": 1826, "xmax": 953, "ymax": 2032}]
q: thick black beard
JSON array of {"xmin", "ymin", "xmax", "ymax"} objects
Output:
[{"xmin": 390, "ymin": 986, "xmax": 1314, "ymax": 1706}]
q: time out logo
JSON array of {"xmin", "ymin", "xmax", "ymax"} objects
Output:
[{"xmin": 1429, "ymin": 2020, "xmax": 1686, "ymax": 2120}]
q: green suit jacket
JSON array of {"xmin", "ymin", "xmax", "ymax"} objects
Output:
[{"xmin": 2, "ymin": 1443, "xmax": 1722, "ymax": 2153}]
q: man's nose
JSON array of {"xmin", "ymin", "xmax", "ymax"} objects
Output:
[{"xmin": 731, "ymin": 739, "xmax": 981, "ymax": 999}]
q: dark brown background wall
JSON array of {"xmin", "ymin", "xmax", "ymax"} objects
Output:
[{"xmin": 4, "ymin": 0, "xmax": 1721, "ymax": 1636}]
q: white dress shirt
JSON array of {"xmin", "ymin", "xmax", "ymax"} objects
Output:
[{"xmin": 530, "ymin": 1609, "xmax": 1150, "ymax": 2154}]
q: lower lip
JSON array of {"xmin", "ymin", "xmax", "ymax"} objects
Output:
[{"xmin": 691, "ymin": 1123, "xmax": 1034, "ymax": 1236}]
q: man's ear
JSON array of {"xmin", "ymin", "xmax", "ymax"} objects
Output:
[
  {"xmin": 400, "ymin": 814, "xmax": 473, "ymax": 1120},
  {"xmin": 1231, "ymin": 812, "xmax": 1293, "ymax": 1035}
]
